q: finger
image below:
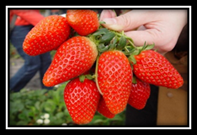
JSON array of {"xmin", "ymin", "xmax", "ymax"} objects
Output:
[
  {"xmin": 125, "ymin": 30, "xmax": 157, "ymax": 46},
  {"xmin": 125, "ymin": 29, "xmax": 176, "ymax": 54},
  {"xmin": 99, "ymin": 10, "xmax": 117, "ymax": 21},
  {"xmin": 125, "ymin": 29, "xmax": 163, "ymax": 53},
  {"xmin": 102, "ymin": 10, "xmax": 153, "ymax": 32}
]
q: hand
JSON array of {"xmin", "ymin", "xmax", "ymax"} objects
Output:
[{"xmin": 100, "ymin": 10, "xmax": 187, "ymax": 54}]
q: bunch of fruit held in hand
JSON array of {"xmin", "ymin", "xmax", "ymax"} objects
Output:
[{"xmin": 23, "ymin": 10, "xmax": 184, "ymax": 125}]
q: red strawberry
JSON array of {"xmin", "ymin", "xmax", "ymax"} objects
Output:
[
  {"xmin": 97, "ymin": 96, "xmax": 115, "ymax": 118},
  {"xmin": 133, "ymin": 50, "xmax": 184, "ymax": 89},
  {"xmin": 66, "ymin": 10, "xmax": 99, "ymax": 36},
  {"xmin": 23, "ymin": 15, "xmax": 70, "ymax": 56},
  {"xmin": 43, "ymin": 36, "xmax": 98, "ymax": 87},
  {"xmin": 96, "ymin": 50, "xmax": 132, "ymax": 114},
  {"xmin": 128, "ymin": 78, "xmax": 151, "ymax": 110},
  {"xmin": 64, "ymin": 77, "xmax": 100, "ymax": 125}
]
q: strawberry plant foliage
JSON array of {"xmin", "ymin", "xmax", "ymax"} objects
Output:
[
  {"xmin": 10, "ymin": 85, "xmax": 125, "ymax": 125},
  {"xmin": 21, "ymin": 9, "xmax": 184, "ymax": 125}
]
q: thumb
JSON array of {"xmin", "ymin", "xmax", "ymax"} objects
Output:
[
  {"xmin": 99, "ymin": 10, "xmax": 117, "ymax": 21},
  {"xmin": 102, "ymin": 10, "xmax": 151, "ymax": 32}
]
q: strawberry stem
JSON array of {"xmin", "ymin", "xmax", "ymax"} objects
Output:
[
  {"xmin": 95, "ymin": 57, "xmax": 103, "ymax": 95},
  {"xmin": 128, "ymin": 40, "xmax": 136, "ymax": 48},
  {"xmin": 124, "ymin": 46, "xmax": 130, "ymax": 53},
  {"xmin": 112, "ymin": 30, "xmax": 136, "ymax": 49},
  {"xmin": 88, "ymin": 27, "xmax": 143, "ymax": 57},
  {"xmin": 91, "ymin": 74, "xmax": 96, "ymax": 79}
]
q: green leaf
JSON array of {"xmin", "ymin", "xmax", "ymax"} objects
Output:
[
  {"xmin": 109, "ymin": 37, "xmax": 118, "ymax": 50},
  {"xmin": 108, "ymin": 43, "xmax": 116, "ymax": 51},
  {"xmin": 111, "ymin": 114, "xmax": 123, "ymax": 121},
  {"xmin": 100, "ymin": 32, "xmax": 115, "ymax": 44},
  {"xmin": 97, "ymin": 43, "xmax": 105, "ymax": 50},
  {"xmin": 98, "ymin": 45, "xmax": 109, "ymax": 53},
  {"xmin": 28, "ymin": 109, "xmax": 35, "ymax": 117},
  {"xmin": 143, "ymin": 41, "xmax": 147, "ymax": 46},
  {"xmin": 92, "ymin": 119, "xmax": 104, "ymax": 124},
  {"xmin": 10, "ymin": 92, "xmax": 22, "ymax": 100},
  {"xmin": 18, "ymin": 110, "xmax": 31, "ymax": 122},
  {"xmin": 132, "ymin": 76, "xmax": 137, "ymax": 84},
  {"xmin": 85, "ymin": 74, "xmax": 93, "ymax": 80},
  {"xmin": 91, "ymin": 114, "xmax": 106, "ymax": 124},
  {"xmin": 29, "ymin": 106, "xmax": 36, "ymax": 115},
  {"xmin": 64, "ymin": 109, "xmax": 71, "ymax": 118},
  {"xmin": 92, "ymin": 28, "xmax": 108, "ymax": 36},
  {"xmin": 131, "ymin": 49, "xmax": 140, "ymax": 55},
  {"xmin": 10, "ymin": 100, "xmax": 24, "ymax": 112},
  {"xmin": 128, "ymin": 55, "xmax": 136, "ymax": 64},
  {"xmin": 125, "ymin": 36, "xmax": 134, "ymax": 44},
  {"xmin": 117, "ymin": 36, "xmax": 127, "ymax": 50},
  {"xmin": 56, "ymin": 112, "xmax": 64, "ymax": 119},
  {"xmin": 130, "ymin": 63, "xmax": 134, "ymax": 70},
  {"xmin": 144, "ymin": 43, "xmax": 155, "ymax": 50},
  {"xmin": 35, "ymin": 101, "xmax": 40, "ymax": 110},
  {"xmin": 44, "ymin": 99, "xmax": 56, "ymax": 112},
  {"xmin": 16, "ymin": 120, "xmax": 28, "ymax": 125},
  {"xmin": 141, "ymin": 43, "xmax": 147, "ymax": 51},
  {"xmin": 137, "ymin": 42, "xmax": 155, "ymax": 53},
  {"xmin": 99, "ymin": 21, "xmax": 106, "ymax": 25},
  {"xmin": 52, "ymin": 90, "xmax": 61, "ymax": 105},
  {"xmin": 79, "ymin": 75, "xmax": 85, "ymax": 82}
]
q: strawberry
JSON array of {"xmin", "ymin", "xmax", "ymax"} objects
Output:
[
  {"xmin": 133, "ymin": 50, "xmax": 184, "ymax": 89},
  {"xmin": 64, "ymin": 77, "xmax": 100, "ymax": 125},
  {"xmin": 96, "ymin": 50, "xmax": 132, "ymax": 114},
  {"xmin": 66, "ymin": 10, "xmax": 99, "ymax": 36},
  {"xmin": 43, "ymin": 36, "xmax": 98, "ymax": 87},
  {"xmin": 97, "ymin": 96, "xmax": 115, "ymax": 119},
  {"xmin": 128, "ymin": 78, "xmax": 151, "ymax": 110},
  {"xmin": 23, "ymin": 15, "xmax": 70, "ymax": 56}
]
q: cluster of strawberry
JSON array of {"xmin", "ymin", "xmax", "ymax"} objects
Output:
[{"xmin": 23, "ymin": 10, "xmax": 184, "ymax": 125}]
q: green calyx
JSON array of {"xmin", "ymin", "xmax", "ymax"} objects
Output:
[
  {"xmin": 79, "ymin": 74, "xmax": 95, "ymax": 83},
  {"xmin": 88, "ymin": 24, "xmax": 155, "ymax": 64},
  {"xmin": 132, "ymin": 75, "xmax": 137, "ymax": 84}
]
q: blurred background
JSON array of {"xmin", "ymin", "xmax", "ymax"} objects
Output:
[{"xmin": 9, "ymin": 9, "xmax": 188, "ymax": 126}]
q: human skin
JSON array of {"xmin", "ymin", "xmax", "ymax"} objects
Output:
[{"xmin": 100, "ymin": 10, "xmax": 187, "ymax": 54}]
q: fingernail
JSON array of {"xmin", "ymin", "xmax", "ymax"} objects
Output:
[
  {"xmin": 103, "ymin": 18, "xmax": 117, "ymax": 24},
  {"xmin": 103, "ymin": 18, "xmax": 123, "ymax": 31}
]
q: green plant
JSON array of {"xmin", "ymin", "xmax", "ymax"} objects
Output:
[
  {"xmin": 9, "ymin": 82, "xmax": 125, "ymax": 126},
  {"xmin": 9, "ymin": 82, "xmax": 72, "ymax": 125}
]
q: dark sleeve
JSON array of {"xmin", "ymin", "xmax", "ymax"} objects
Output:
[{"xmin": 174, "ymin": 24, "xmax": 188, "ymax": 53}]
